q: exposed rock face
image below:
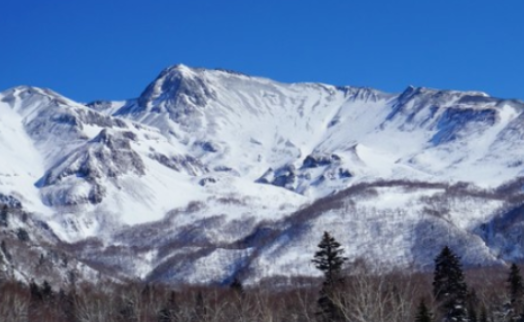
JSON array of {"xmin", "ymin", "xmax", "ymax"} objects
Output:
[
  {"xmin": 256, "ymin": 165, "xmax": 296, "ymax": 190},
  {"xmin": 0, "ymin": 194, "xmax": 22, "ymax": 209},
  {"xmin": 302, "ymin": 154, "xmax": 340, "ymax": 168},
  {"xmin": 37, "ymin": 130, "xmax": 145, "ymax": 206},
  {"xmin": 43, "ymin": 129, "xmax": 145, "ymax": 184},
  {"xmin": 137, "ymin": 65, "xmax": 217, "ymax": 123},
  {"xmin": 149, "ymin": 152, "xmax": 207, "ymax": 176}
]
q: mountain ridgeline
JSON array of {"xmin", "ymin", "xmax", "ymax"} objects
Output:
[{"xmin": 1, "ymin": 64, "xmax": 524, "ymax": 284}]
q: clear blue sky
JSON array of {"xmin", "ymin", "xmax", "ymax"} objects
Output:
[{"xmin": 1, "ymin": 0, "xmax": 523, "ymax": 102}]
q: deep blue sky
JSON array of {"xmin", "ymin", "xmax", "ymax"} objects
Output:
[{"xmin": 1, "ymin": 0, "xmax": 523, "ymax": 102}]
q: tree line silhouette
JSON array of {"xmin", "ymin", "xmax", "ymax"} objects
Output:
[{"xmin": 0, "ymin": 231, "xmax": 522, "ymax": 322}]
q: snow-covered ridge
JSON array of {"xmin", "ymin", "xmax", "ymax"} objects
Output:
[{"xmin": 2, "ymin": 64, "xmax": 524, "ymax": 284}]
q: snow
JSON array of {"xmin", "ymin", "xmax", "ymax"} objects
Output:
[{"xmin": 0, "ymin": 91, "xmax": 49, "ymax": 215}]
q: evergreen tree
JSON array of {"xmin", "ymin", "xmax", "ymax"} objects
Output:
[
  {"xmin": 508, "ymin": 263, "xmax": 524, "ymax": 307},
  {"xmin": 415, "ymin": 299, "xmax": 433, "ymax": 322},
  {"xmin": 432, "ymin": 246, "xmax": 468, "ymax": 322},
  {"xmin": 479, "ymin": 306, "xmax": 488, "ymax": 322},
  {"xmin": 28, "ymin": 280, "xmax": 44, "ymax": 320},
  {"xmin": 467, "ymin": 289, "xmax": 479, "ymax": 322},
  {"xmin": 0, "ymin": 240, "xmax": 9, "ymax": 262},
  {"xmin": 29, "ymin": 280, "xmax": 42, "ymax": 302},
  {"xmin": 0, "ymin": 205, "xmax": 8, "ymax": 227},
  {"xmin": 312, "ymin": 231, "xmax": 347, "ymax": 288},
  {"xmin": 230, "ymin": 277, "xmax": 244, "ymax": 296},
  {"xmin": 41, "ymin": 280, "xmax": 54, "ymax": 302},
  {"xmin": 312, "ymin": 231, "xmax": 347, "ymax": 322},
  {"xmin": 194, "ymin": 291, "xmax": 206, "ymax": 321}
]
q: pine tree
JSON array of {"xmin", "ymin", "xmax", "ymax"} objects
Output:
[
  {"xmin": 0, "ymin": 240, "xmax": 9, "ymax": 261},
  {"xmin": 28, "ymin": 280, "xmax": 44, "ymax": 320},
  {"xmin": 432, "ymin": 246, "xmax": 468, "ymax": 322},
  {"xmin": 312, "ymin": 231, "xmax": 347, "ymax": 288},
  {"xmin": 29, "ymin": 280, "xmax": 42, "ymax": 302},
  {"xmin": 415, "ymin": 299, "xmax": 433, "ymax": 322},
  {"xmin": 194, "ymin": 291, "xmax": 206, "ymax": 321},
  {"xmin": 467, "ymin": 289, "xmax": 479, "ymax": 322},
  {"xmin": 508, "ymin": 263, "xmax": 524, "ymax": 307},
  {"xmin": 230, "ymin": 277, "xmax": 244, "ymax": 296},
  {"xmin": 312, "ymin": 231, "xmax": 347, "ymax": 322},
  {"xmin": 0, "ymin": 205, "xmax": 8, "ymax": 227},
  {"xmin": 41, "ymin": 280, "xmax": 54, "ymax": 302},
  {"xmin": 479, "ymin": 306, "xmax": 488, "ymax": 322}
]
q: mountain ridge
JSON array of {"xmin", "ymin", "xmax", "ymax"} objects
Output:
[{"xmin": 1, "ymin": 64, "xmax": 524, "ymax": 285}]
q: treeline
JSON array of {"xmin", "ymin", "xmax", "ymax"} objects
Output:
[{"xmin": 0, "ymin": 232, "xmax": 522, "ymax": 322}]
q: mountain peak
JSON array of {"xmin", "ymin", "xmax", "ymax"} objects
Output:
[
  {"xmin": 1, "ymin": 85, "xmax": 55, "ymax": 101},
  {"xmin": 135, "ymin": 64, "xmax": 216, "ymax": 120},
  {"xmin": 159, "ymin": 63, "xmax": 196, "ymax": 78}
]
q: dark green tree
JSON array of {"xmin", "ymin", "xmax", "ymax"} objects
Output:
[
  {"xmin": 432, "ymin": 246, "xmax": 468, "ymax": 322},
  {"xmin": 0, "ymin": 240, "xmax": 9, "ymax": 261},
  {"xmin": 194, "ymin": 291, "xmax": 206, "ymax": 321},
  {"xmin": 230, "ymin": 277, "xmax": 244, "ymax": 296},
  {"xmin": 467, "ymin": 289, "xmax": 479, "ymax": 322},
  {"xmin": 508, "ymin": 263, "xmax": 524, "ymax": 307},
  {"xmin": 479, "ymin": 306, "xmax": 488, "ymax": 322},
  {"xmin": 0, "ymin": 205, "xmax": 8, "ymax": 227},
  {"xmin": 415, "ymin": 298, "xmax": 433, "ymax": 322},
  {"xmin": 41, "ymin": 280, "xmax": 54, "ymax": 302},
  {"xmin": 29, "ymin": 280, "xmax": 42, "ymax": 302},
  {"xmin": 312, "ymin": 231, "xmax": 347, "ymax": 288},
  {"xmin": 312, "ymin": 231, "xmax": 347, "ymax": 322}
]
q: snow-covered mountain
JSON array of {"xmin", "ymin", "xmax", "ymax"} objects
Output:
[{"xmin": 2, "ymin": 64, "xmax": 524, "ymax": 284}]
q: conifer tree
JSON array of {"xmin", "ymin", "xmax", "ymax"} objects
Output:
[
  {"xmin": 312, "ymin": 231, "xmax": 347, "ymax": 322},
  {"xmin": 0, "ymin": 205, "xmax": 8, "ymax": 227},
  {"xmin": 230, "ymin": 277, "xmax": 244, "ymax": 296},
  {"xmin": 29, "ymin": 280, "xmax": 42, "ymax": 302},
  {"xmin": 508, "ymin": 263, "xmax": 524, "ymax": 307},
  {"xmin": 41, "ymin": 280, "xmax": 54, "ymax": 302},
  {"xmin": 415, "ymin": 299, "xmax": 433, "ymax": 322},
  {"xmin": 479, "ymin": 306, "xmax": 488, "ymax": 322},
  {"xmin": 312, "ymin": 231, "xmax": 347, "ymax": 288},
  {"xmin": 194, "ymin": 291, "xmax": 206, "ymax": 321},
  {"xmin": 467, "ymin": 288, "xmax": 479, "ymax": 322},
  {"xmin": 432, "ymin": 246, "xmax": 468, "ymax": 322}
]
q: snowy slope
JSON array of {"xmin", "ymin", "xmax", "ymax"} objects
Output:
[
  {"xmin": 114, "ymin": 66, "xmax": 524, "ymax": 190},
  {"xmin": 2, "ymin": 64, "xmax": 524, "ymax": 284}
]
